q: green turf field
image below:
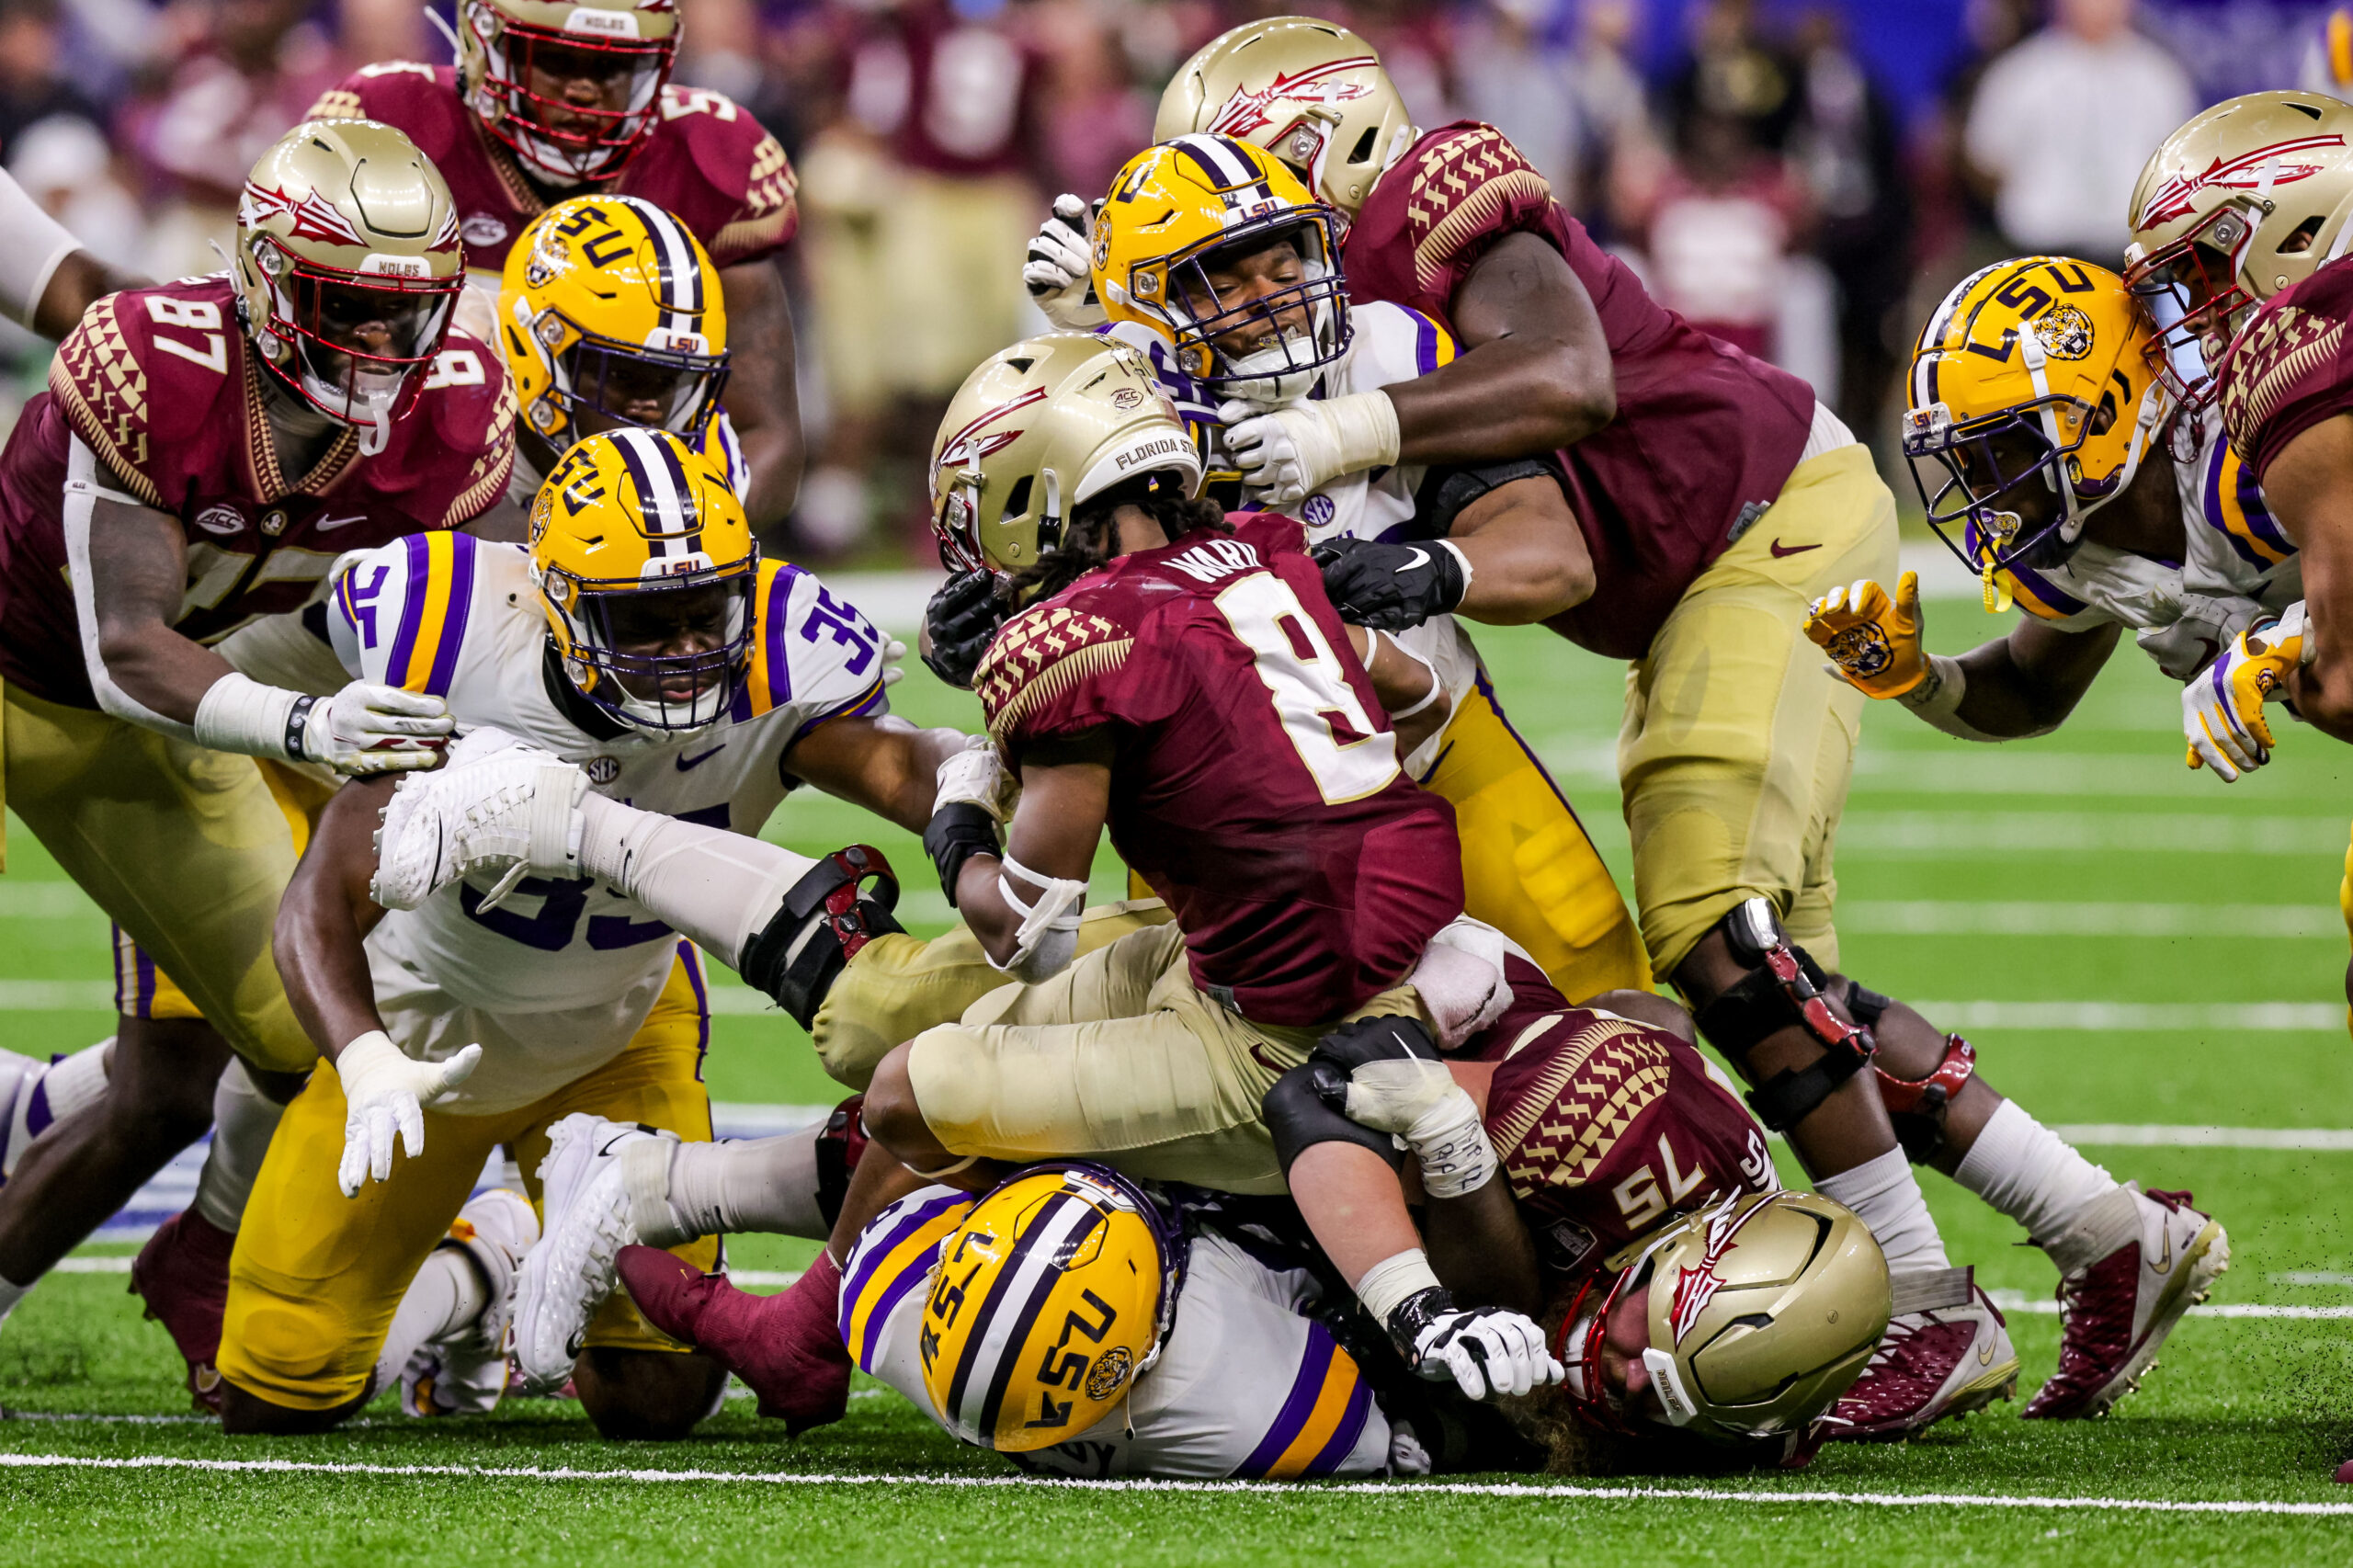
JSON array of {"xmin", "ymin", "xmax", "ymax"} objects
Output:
[{"xmin": 5, "ymin": 585, "xmax": 2353, "ymax": 1565}]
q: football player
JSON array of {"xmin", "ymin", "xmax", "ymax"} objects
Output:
[
  {"xmin": 1069, "ymin": 134, "xmax": 1646, "ymax": 1005},
  {"xmin": 210, "ymin": 426, "xmax": 960, "ymax": 1436},
  {"xmin": 1038, "ymin": 17, "xmax": 2004, "ymax": 1438},
  {"xmin": 0, "ymin": 119, "xmax": 512, "ymax": 1346},
  {"xmin": 307, "ymin": 0, "xmax": 803, "ymax": 525},
  {"xmin": 366, "ymin": 332, "xmax": 1562, "ymax": 1426}
]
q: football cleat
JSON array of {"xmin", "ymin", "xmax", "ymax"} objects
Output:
[
  {"xmin": 2022, "ymin": 1184, "xmax": 2228, "ymax": 1420},
  {"xmin": 402, "ymin": 1187, "xmax": 539, "ymax": 1417},
  {"xmin": 370, "ymin": 728, "xmax": 585, "ymax": 913},
  {"xmin": 0, "ymin": 1049, "xmax": 42, "ymax": 1183},
  {"xmin": 509, "ymin": 1115, "xmax": 672, "ymax": 1393},
  {"xmin": 129, "ymin": 1209, "xmax": 236, "ymax": 1413},
  {"xmin": 1819, "ymin": 1267, "xmax": 2018, "ymax": 1442},
  {"xmin": 616, "ymin": 1243, "xmax": 851, "ymax": 1434}
]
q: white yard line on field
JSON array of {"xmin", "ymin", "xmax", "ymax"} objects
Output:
[
  {"xmin": 1834, "ymin": 811, "xmax": 2350, "ymax": 856},
  {"xmin": 1982, "ymin": 1290, "xmax": 2353, "ymax": 1320},
  {"xmin": 1912, "ymin": 1001, "xmax": 2345, "ymax": 1030},
  {"xmin": 3, "ymin": 1451, "xmax": 2351, "ymax": 1515},
  {"xmin": 1844, "ymin": 902, "xmax": 2343, "ymax": 937}
]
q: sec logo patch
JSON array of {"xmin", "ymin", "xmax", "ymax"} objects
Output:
[
  {"xmin": 1302, "ymin": 494, "xmax": 1336, "ymax": 528},
  {"xmin": 585, "ymin": 756, "xmax": 621, "ymax": 785}
]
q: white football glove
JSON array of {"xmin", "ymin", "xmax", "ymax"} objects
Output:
[
  {"xmin": 335, "ymin": 1030, "xmax": 482, "ymax": 1196},
  {"xmin": 301, "ymin": 682, "xmax": 453, "ymax": 775},
  {"xmin": 1022, "ymin": 193, "xmax": 1107, "ymax": 331},
  {"xmin": 2184, "ymin": 602, "xmax": 2308, "ymax": 782},
  {"xmin": 1398, "ymin": 1292, "xmax": 1563, "ymax": 1402},
  {"xmin": 933, "ymin": 734, "xmax": 1018, "ymax": 823},
  {"xmin": 880, "ymin": 635, "xmax": 910, "ymax": 687},
  {"xmin": 1219, "ymin": 392, "xmax": 1401, "ymax": 506},
  {"xmin": 370, "ymin": 728, "xmax": 586, "ymax": 911}
]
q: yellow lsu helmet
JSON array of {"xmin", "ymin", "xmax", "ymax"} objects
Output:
[
  {"xmin": 500, "ymin": 195, "xmax": 730, "ymax": 450},
  {"xmin": 1904, "ymin": 257, "xmax": 2170, "ymax": 609},
  {"xmin": 931, "ymin": 333, "xmax": 1203, "ymax": 576},
  {"xmin": 1155, "ymin": 17, "xmax": 1415, "ymax": 219},
  {"xmin": 529, "ymin": 426, "xmax": 757, "ymax": 733},
  {"xmin": 918, "ymin": 1164, "xmax": 1182, "ymax": 1452},
  {"xmin": 1093, "ymin": 134, "xmax": 1350, "ymax": 403},
  {"xmin": 2126, "ymin": 91, "xmax": 2353, "ymax": 412},
  {"xmin": 1557, "ymin": 1191, "xmax": 1891, "ymax": 1446}
]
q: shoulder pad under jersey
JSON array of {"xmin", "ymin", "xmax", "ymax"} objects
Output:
[
  {"xmin": 733, "ymin": 561, "xmax": 892, "ymax": 735},
  {"xmin": 327, "ymin": 530, "xmax": 496, "ymax": 693},
  {"xmin": 1339, "ymin": 302, "xmax": 1459, "ymax": 394},
  {"xmin": 48, "ymin": 279, "xmax": 245, "ymax": 509},
  {"xmin": 647, "ymin": 85, "xmax": 800, "ymax": 267},
  {"xmin": 416, "ymin": 332, "xmax": 519, "ymax": 529}
]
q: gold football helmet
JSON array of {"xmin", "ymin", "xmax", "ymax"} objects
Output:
[
  {"xmin": 2126, "ymin": 91, "xmax": 2353, "ymax": 411},
  {"xmin": 458, "ymin": 0, "xmax": 680, "ymax": 183},
  {"xmin": 529, "ymin": 426, "xmax": 757, "ymax": 733},
  {"xmin": 1155, "ymin": 17, "xmax": 1414, "ymax": 218},
  {"xmin": 1556, "ymin": 1191, "xmax": 1890, "ymax": 1446},
  {"xmin": 1904, "ymin": 257, "xmax": 2169, "ymax": 608},
  {"xmin": 1093, "ymin": 134, "xmax": 1350, "ymax": 404},
  {"xmin": 917, "ymin": 1164, "xmax": 1181, "ymax": 1452},
  {"xmin": 234, "ymin": 119, "xmax": 465, "ymax": 455},
  {"xmin": 931, "ymin": 333, "xmax": 1202, "ymax": 575},
  {"xmin": 501, "ymin": 195, "xmax": 730, "ymax": 449}
]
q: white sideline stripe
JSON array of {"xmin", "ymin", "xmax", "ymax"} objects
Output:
[
  {"xmin": 2275, "ymin": 1272, "xmax": 2353, "ymax": 1286},
  {"xmin": 1845, "ymin": 902, "xmax": 2342, "ymax": 938},
  {"xmin": 2, "ymin": 1452, "xmax": 2349, "ymax": 1514},
  {"xmin": 1915, "ymin": 1001, "xmax": 2345, "ymax": 1031},
  {"xmin": 2051, "ymin": 1125, "xmax": 2353, "ymax": 1151}
]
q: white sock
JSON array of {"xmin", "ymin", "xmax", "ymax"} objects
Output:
[
  {"xmin": 369, "ymin": 1247, "xmax": 485, "ymax": 1398},
  {"xmin": 190, "ymin": 1062, "xmax": 284, "ymax": 1233},
  {"xmin": 1815, "ymin": 1146, "xmax": 1951, "ymax": 1277},
  {"xmin": 579, "ymin": 792, "xmax": 815, "ymax": 968},
  {"xmin": 2, "ymin": 1040, "xmax": 112, "ymax": 1180},
  {"xmin": 631, "ymin": 1130, "xmax": 828, "ymax": 1247},
  {"xmin": 1951, "ymin": 1098, "xmax": 2121, "ymax": 1256},
  {"xmin": 0, "ymin": 1271, "xmax": 28, "ymax": 1326}
]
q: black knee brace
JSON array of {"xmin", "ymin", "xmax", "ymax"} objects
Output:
[
  {"xmin": 1691, "ymin": 897, "xmax": 1877, "ymax": 1133},
  {"xmin": 1874, "ymin": 1031, "xmax": 1978, "ymax": 1165},
  {"xmin": 739, "ymin": 846, "xmax": 904, "ymax": 1031},
  {"xmin": 1264, "ymin": 1066, "xmax": 1405, "ymax": 1177}
]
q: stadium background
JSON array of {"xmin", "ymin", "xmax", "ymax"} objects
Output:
[{"xmin": 8, "ymin": 0, "xmax": 2353, "ymax": 1562}]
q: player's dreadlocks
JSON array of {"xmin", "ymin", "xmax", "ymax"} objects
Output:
[{"xmin": 998, "ymin": 470, "xmax": 1227, "ymax": 609}]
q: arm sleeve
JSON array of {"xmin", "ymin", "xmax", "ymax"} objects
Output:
[
  {"xmin": 62, "ymin": 434, "xmax": 193, "ymax": 738},
  {"xmin": 0, "ymin": 165, "xmax": 85, "ymax": 331}
]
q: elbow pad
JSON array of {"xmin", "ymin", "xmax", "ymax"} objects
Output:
[{"xmin": 990, "ymin": 852, "xmax": 1086, "ymax": 983}]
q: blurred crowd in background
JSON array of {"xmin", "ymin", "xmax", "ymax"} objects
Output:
[{"xmin": 0, "ymin": 0, "xmax": 2345, "ymax": 560}]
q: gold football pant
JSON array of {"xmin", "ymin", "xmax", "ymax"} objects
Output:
[
  {"xmin": 218, "ymin": 952, "xmax": 720, "ymax": 1411},
  {"xmin": 1424, "ymin": 673, "xmax": 1649, "ymax": 999},
  {"xmin": 0, "ymin": 682, "xmax": 316, "ymax": 1073},
  {"xmin": 904, "ymin": 921, "xmax": 1421, "ymax": 1198},
  {"xmin": 1620, "ymin": 443, "xmax": 1899, "ymax": 976}
]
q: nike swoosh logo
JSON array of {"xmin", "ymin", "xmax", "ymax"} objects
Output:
[
  {"xmin": 1977, "ymin": 1340, "xmax": 1995, "ymax": 1367},
  {"xmin": 1396, "ymin": 547, "xmax": 1429, "ymax": 574},
  {"xmin": 2152, "ymin": 1225, "xmax": 2173, "ymax": 1275},
  {"xmin": 316, "ymin": 513, "xmax": 370, "ymax": 532},
  {"xmin": 676, "ymin": 744, "xmax": 724, "ymax": 772},
  {"xmin": 1768, "ymin": 540, "xmax": 1820, "ymax": 558}
]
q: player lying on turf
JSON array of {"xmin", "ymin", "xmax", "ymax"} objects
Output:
[
  {"xmin": 0, "ymin": 119, "xmax": 513, "ymax": 1349},
  {"xmin": 929, "ymin": 133, "xmax": 1648, "ymax": 1005},
  {"xmin": 308, "ymin": 0, "xmax": 805, "ymax": 524},
  {"xmin": 198, "ymin": 429, "xmax": 961, "ymax": 1437}
]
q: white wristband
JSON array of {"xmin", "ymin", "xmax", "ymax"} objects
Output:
[
  {"xmin": 1438, "ymin": 538, "xmax": 1474, "ymax": 602},
  {"xmin": 1894, "ymin": 653, "xmax": 1998, "ymax": 743},
  {"xmin": 1405, "ymin": 1088, "xmax": 1499, "ymax": 1199},
  {"xmin": 191, "ymin": 671, "xmax": 304, "ymax": 761},
  {"xmin": 1355, "ymin": 1247, "xmax": 1443, "ymax": 1325}
]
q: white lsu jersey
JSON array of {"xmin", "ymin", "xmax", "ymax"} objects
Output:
[
  {"xmin": 840, "ymin": 1186, "xmax": 1396, "ymax": 1481},
  {"xmin": 1108, "ymin": 304, "xmax": 1483, "ymax": 762},
  {"xmin": 324, "ymin": 530, "xmax": 891, "ymax": 1112},
  {"xmin": 1990, "ymin": 410, "xmax": 2303, "ymax": 681}
]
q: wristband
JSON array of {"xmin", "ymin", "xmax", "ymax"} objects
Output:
[
  {"xmin": 924, "ymin": 801, "xmax": 1000, "ymax": 909},
  {"xmin": 1354, "ymin": 1246, "xmax": 1444, "ymax": 1327},
  {"xmin": 191, "ymin": 672, "xmax": 304, "ymax": 761},
  {"xmin": 1893, "ymin": 653, "xmax": 1998, "ymax": 743},
  {"xmin": 1437, "ymin": 539, "xmax": 1474, "ymax": 607},
  {"xmin": 1404, "ymin": 1088, "xmax": 1498, "ymax": 1199}
]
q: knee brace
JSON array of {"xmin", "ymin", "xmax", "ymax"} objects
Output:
[
  {"xmin": 813, "ymin": 1094, "xmax": 870, "ymax": 1229},
  {"xmin": 739, "ymin": 846, "xmax": 904, "ymax": 1031},
  {"xmin": 1264, "ymin": 1066, "xmax": 1405, "ymax": 1177},
  {"xmin": 1873, "ymin": 1031, "xmax": 1977, "ymax": 1165},
  {"xmin": 1691, "ymin": 896, "xmax": 1877, "ymax": 1133}
]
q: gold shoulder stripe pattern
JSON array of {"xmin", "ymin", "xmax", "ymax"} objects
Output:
[
  {"xmin": 976, "ymin": 604, "xmax": 1131, "ymax": 742},
  {"xmin": 1492, "ymin": 1014, "xmax": 1672, "ymax": 1195},
  {"xmin": 440, "ymin": 372, "xmax": 518, "ymax": 527},
  {"xmin": 50, "ymin": 295, "xmax": 163, "ymax": 507},
  {"xmin": 306, "ymin": 87, "xmax": 364, "ymax": 119},
  {"xmin": 2222, "ymin": 303, "xmax": 2347, "ymax": 463},
  {"xmin": 1403, "ymin": 128, "xmax": 1551, "ymax": 296}
]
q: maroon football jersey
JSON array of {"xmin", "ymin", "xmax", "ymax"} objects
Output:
[
  {"xmin": 1343, "ymin": 123, "xmax": 1817, "ymax": 660},
  {"xmin": 2221, "ymin": 255, "xmax": 2353, "ymax": 484},
  {"xmin": 1475, "ymin": 957, "xmax": 1775, "ymax": 1288},
  {"xmin": 973, "ymin": 511, "xmax": 1464, "ymax": 1026},
  {"xmin": 309, "ymin": 65, "xmax": 797, "ymax": 272},
  {"xmin": 0, "ymin": 276, "xmax": 516, "ymax": 709}
]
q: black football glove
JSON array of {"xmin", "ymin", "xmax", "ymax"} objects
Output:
[
  {"xmin": 922, "ymin": 569, "xmax": 1005, "ymax": 690},
  {"xmin": 1311, "ymin": 536, "xmax": 1466, "ymax": 631}
]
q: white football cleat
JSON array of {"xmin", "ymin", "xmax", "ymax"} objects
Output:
[
  {"xmin": 2023, "ymin": 1184, "xmax": 2229, "ymax": 1419},
  {"xmin": 1820, "ymin": 1267, "xmax": 2018, "ymax": 1442},
  {"xmin": 371, "ymin": 727, "xmax": 586, "ymax": 911},
  {"xmin": 402, "ymin": 1187, "xmax": 538, "ymax": 1418},
  {"xmin": 510, "ymin": 1114, "xmax": 676, "ymax": 1393}
]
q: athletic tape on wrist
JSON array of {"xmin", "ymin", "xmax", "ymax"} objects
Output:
[
  {"xmin": 192, "ymin": 672, "xmax": 305, "ymax": 761},
  {"xmin": 1355, "ymin": 1247, "xmax": 1443, "ymax": 1327},
  {"xmin": 1896, "ymin": 653, "xmax": 1999, "ymax": 742},
  {"xmin": 1406, "ymin": 1089, "xmax": 1498, "ymax": 1199}
]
